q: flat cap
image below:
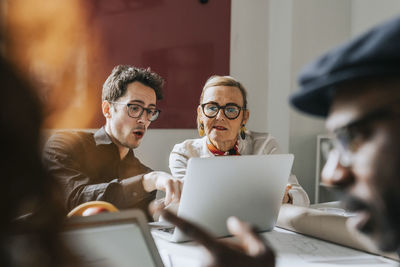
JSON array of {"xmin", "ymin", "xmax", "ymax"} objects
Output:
[{"xmin": 290, "ymin": 15, "xmax": 400, "ymax": 117}]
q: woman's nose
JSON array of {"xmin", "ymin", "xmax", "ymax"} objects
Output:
[
  {"xmin": 321, "ymin": 150, "xmax": 355, "ymax": 188},
  {"xmin": 215, "ymin": 108, "xmax": 226, "ymax": 120}
]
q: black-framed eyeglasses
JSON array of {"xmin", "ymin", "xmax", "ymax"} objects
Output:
[
  {"xmin": 110, "ymin": 102, "xmax": 161, "ymax": 122},
  {"xmin": 200, "ymin": 102, "xmax": 245, "ymax": 120},
  {"xmin": 327, "ymin": 99, "xmax": 400, "ymax": 167}
]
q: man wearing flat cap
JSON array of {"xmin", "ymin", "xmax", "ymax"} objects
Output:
[
  {"xmin": 157, "ymin": 15, "xmax": 400, "ymax": 267},
  {"xmin": 290, "ymin": 15, "xmax": 400, "ymax": 255}
]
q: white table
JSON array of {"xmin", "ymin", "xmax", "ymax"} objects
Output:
[{"xmin": 153, "ymin": 227, "xmax": 399, "ymax": 267}]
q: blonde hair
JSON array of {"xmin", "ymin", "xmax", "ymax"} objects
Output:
[{"xmin": 197, "ymin": 75, "xmax": 248, "ymax": 133}]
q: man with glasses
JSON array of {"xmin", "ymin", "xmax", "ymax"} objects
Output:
[
  {"xmin": 156, "ymin": 15, "xmax": 400, "ymax": 267},
  {"xmin": 43, "ymin": 65, "xmax": 182, "ymax": 218}
]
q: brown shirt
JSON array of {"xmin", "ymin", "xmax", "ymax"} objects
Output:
[{"xmin": 43, "ymin": 127, "xmax": 155, "ymax": 215}]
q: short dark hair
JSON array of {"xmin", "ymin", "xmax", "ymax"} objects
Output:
[{"xmin": 102, "ymin": 65, "xmax": 164, "ymax": 102}]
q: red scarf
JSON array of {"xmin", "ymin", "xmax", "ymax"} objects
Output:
[{"xmin": 207, "ymin": 140, "xmax": 240, "ymax": 156}]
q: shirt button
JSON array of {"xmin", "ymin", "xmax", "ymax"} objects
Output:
[{"xmin": 132, "ymin": 192, "xmax": 138, "ymax": 197}]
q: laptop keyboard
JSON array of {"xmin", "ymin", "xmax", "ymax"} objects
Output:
[{"xmin": 159, "ymin": 227, "xmax": 175, "ymax": 234}]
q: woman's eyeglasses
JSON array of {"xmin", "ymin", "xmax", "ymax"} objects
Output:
[{"xmin": 201, "ymin": 102, "xmax": 245, "ymax": 120}]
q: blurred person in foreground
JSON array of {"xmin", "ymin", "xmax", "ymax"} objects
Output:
[
  {"xmin": 169, "ymin": 75, "xmax": 309, "ymax": 206},
  {"xmin": 158, "ymin": 14, "xmax": 400, "ymax": 267},
  {"xmin": 0, "ymin": 56, "xmax": 77, "ymax": 266},
  {"xmin": 43, "ymin": 65, "xmax": 182, "ymax": 219}
]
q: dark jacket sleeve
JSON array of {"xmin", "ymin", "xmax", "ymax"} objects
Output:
[{"xmin": 42, "ymin": 131, "xmax": 155, "ymax": 212}]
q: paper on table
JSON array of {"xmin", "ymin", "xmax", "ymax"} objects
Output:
[
  {"xmin": 276, "ymin": 204, "xmax": 399, "ymax": 262},
  {"xmin": 264, "ymin": 228, "xmax": 398, "ymax": 267},
  {"xmin": 159, "ymin": 249, "xmax": 203, "ymax": 267}
]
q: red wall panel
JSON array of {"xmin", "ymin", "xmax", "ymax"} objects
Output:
[{"xmin": 88, "ymin": 0, "xmax": 231, "ymax": 128}]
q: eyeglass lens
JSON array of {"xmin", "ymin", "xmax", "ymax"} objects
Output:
[
  {"xmin": 202, "ymin": 103, "xmax": 241, "ymax": 119},
  {"xmin": 127, "ymin": 104, "xmax": 160, "ymax": 121},
  {"xmin": 321, "ymin": 135, "xmax": 353, "ymax": 168}
]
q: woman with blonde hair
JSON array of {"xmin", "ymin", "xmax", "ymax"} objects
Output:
[{"xmin": 169, "ymin": 75, "xmax": 309, "ymax": 206}]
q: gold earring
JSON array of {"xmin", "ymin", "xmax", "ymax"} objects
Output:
[
  {"xmin": 198, "ymin": 122, "xmax": 205, "ymax": 137},
  {"xmin": 240, "ymin": 125, "xmax": 246, "ymax": 140}
]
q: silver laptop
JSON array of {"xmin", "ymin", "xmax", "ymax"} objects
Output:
[
  {"xmin": 62, "ymin": 209, "xmax": 164, "ymax": 267},
  {"xmin": 152, "ymin": 154, "xmax": 294, "ymax": 242}
]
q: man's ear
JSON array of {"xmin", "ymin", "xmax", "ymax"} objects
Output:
[{"xmin": 102, "ymin": 101, "xmax": 112, "ymax": 119}]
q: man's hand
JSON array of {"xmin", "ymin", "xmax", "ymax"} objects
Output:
[
  {"xmin": 161, "ymin": 209, "xmax": 275, "ymax": 267},
  {"xmin": 143, "ymin": 171, "xmax": 183, "ymax": 205}
]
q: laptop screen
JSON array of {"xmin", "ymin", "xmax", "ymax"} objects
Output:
[{"xmin": 62, "ymin": 211, "xmax": 163, "ymax": 267}]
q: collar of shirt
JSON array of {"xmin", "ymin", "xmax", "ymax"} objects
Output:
[
  {"xmin": 93, "ymin": 127, "xmax": 136, "ymax": 160},
  {"xmin": 94, "ymin": 127, "xmax": 113, "ymax": 146},
  {"xmin": 206, "ymin": 138, "xmax": 240, "ymax": 156}
]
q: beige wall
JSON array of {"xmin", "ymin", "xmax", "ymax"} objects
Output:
[
  {"xmin": 288, "ymin": 0, "xmax": 351, "ymax": 203},
  {"xmin": 134, "ymin": 129, "xmax": 197, "ymax": 172},
  {"xmin": 268, "ymin": 0, "xmax": 400, "ymax": 203},
  {"xmin": 230, "ymin": 0, "xmax": 269, "ymax": 133},
  {"xmin": 351, "ymin": 0, "xmax": 400, "ymax": 36}
]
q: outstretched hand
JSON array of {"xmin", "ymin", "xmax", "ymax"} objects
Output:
[
  {"xmin": 160, "ymin": 209, "xmax": 275, "ymax": 267},
  {"xmin": 143, "ymin": 171, "xmax": 183, "ymax": 205}
]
